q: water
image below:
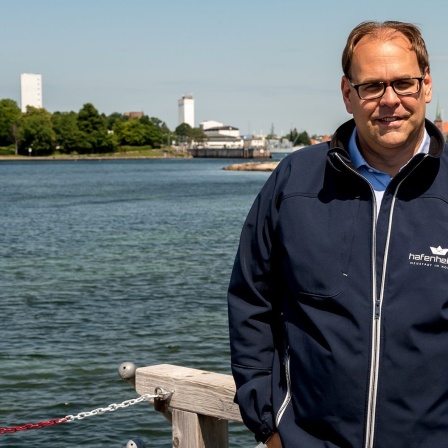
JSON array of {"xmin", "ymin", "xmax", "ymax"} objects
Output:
[{"xmin": 0, "ymin": 158, "xmax": 270, "ymax": 448}]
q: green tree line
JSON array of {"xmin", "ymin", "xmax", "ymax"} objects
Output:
[
  {"xmin": 0, "ymin": 98, "xmax": 316, "ymax": 156},
  {"xmin": 0, "ymin": 99, "xmax": 176, "ymax": 156},
  {"xmin": 287, "ymin": 128, "xmax": 311, "ymax": 146}
]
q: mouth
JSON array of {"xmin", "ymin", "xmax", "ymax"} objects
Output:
[{"xmin": 377, "ymin": 116, "xmax": 403, "ymax": 125}]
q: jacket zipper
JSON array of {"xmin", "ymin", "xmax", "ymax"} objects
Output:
[
  {"xmin": 334, "ymin": 154, "xmax": 379, "ymax": 448},
  {"xmin": 366, "ymin": 179, "xmax": 401, "ymax": 448},
  {"xmin": 335, "ymin": 153, "xmax": 428, "ymax": 448},
  {"xmin": 275, "ymin": 355, "xmax": 291, "ymax": 427}
]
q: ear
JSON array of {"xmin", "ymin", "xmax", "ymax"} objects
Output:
[
  {"xmin": 341, "ymin": 76, "xmax": 354, "ymax": 114},
  {"xmin": 423, "ymin": 70, "xmax": 432, "ymax": 104}
]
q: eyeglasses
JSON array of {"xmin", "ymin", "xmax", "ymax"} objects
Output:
[{"xmin": 348, "ymin": 77, "xmax": 424, "ymax": 100}]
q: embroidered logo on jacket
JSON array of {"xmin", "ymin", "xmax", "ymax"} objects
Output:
[
  {"xmin": 409, "ymin": 246, "xmax": 448, "ymax": 270},
  {"xmin": 430, "ymin": 246, "xmax": 448, "ymax": 256}
]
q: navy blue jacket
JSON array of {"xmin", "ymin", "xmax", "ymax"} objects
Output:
[{"xmin": 228, "ymin": 118, "xmax": 448, "ymax": 447}]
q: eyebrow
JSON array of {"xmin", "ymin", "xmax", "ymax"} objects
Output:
[{"xmin": 355, "ymin": 75, "xmax": 419, "ymax": 84}]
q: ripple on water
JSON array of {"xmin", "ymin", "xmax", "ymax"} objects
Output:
[{"xmin": 1, "ymin": 159, "xmax": 269, "ymax": 447}]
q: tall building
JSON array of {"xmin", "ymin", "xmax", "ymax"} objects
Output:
[
  {"xmin": 20, "ymin": 73, "xmax": 42, "ymax": 112},
  {"xmin": 434, "ymin": 101, "xmax": 448, "ymax": 140},
  {"xmin": 178, "ymin": 95, "xmax": 194, "ymax": 128}
]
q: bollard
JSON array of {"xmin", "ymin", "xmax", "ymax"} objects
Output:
[{"xmin": 118, "ymin": 361, "xmax": 137, "ymax": 388}]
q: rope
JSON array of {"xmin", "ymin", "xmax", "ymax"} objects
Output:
[{"xmin": 0, "ymin": 391, "xmax": 172, "ymax": 435}]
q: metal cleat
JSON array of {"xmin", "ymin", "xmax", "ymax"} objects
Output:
[
  {"xmin": 118, "ymin": 362, "xmax": 173, "ymax": 424},
  {"xmin": 153, "ymin": 386, "xmax": 173, "ymax": 424}
]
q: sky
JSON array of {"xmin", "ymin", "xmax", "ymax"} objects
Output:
[{"xmin": 2, "ymin": 0, "xmax": 448, "ymax": 137}]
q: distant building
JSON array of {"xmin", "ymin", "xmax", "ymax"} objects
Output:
[
  {"xmin": 244, "ymin": 134, "xmax": 266, "ymax": 149},
  {"xmin": 178, "ymin": 95, "xmax": 195, "ymax": 128},
  {"xmin": 434, "ymin": 102, "xmax": 448, "ymax": 140},
  {"xmin": 200, "ymin": 120, "xmax": 223, "ymax": 131},
  {"xmin": 124, "ymin": 111, "xmax": 144, "ymax": 119},
  {"xmin": 199, "ymin": 123, "xmax": 243, "ymax": 149},
  {"xmin": 310, "ymin": 134, "xmax": 332, "ymax": 145},
  {"xmin": 20, "ymin": 73, "xmax": 42, "ymax": 112}
]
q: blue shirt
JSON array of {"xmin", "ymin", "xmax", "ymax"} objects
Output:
[{"xmin": 348, "ymin": 128, "xmax": 430, "ymax": 215}]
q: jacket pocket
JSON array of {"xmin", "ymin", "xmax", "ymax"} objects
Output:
[{"xmin": 275, "ymin": 195, "xmax": 360, "ymax": 298}]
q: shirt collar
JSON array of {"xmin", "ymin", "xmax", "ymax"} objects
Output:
[{"xmin": 348, "ymin": 127, "xmax": 430, "ymax": 173}]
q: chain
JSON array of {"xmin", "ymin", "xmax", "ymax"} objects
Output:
[
  {"xmin": 0, "ymin": 418, "xmax": 68, "ymax": 434},
  {"xmin": 65, "ymin": 393, "xmax": 155, "ymax": 422},
  {"xmin": 0, "ymin": 391, "xmax": 173, "ymax": 435}
]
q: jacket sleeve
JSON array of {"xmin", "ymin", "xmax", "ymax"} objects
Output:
[{"xmin": 227, "ymin": 166, "xmax": 284, "ymax": 442}]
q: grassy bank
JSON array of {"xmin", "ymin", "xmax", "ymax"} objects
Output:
[
  {"xmin": 0, "ymin": 146, "xmax": 15, "ymax": 156},
  {"xmin": 0, "ymin": 145, "xmax": 191, "ymax": 160}
]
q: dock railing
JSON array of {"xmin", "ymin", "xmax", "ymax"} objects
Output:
[{"xmin": 133, "ymin": 364, "xmax": 243, "ymax": 448}]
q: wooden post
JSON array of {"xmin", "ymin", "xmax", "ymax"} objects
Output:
[
  {"xmin": 135, "ymin": 364, "xmax": 243, "ymax": 448},
  {"xmin": 172, "ymin": 409, "xmax": 228, "ymax": 448}
]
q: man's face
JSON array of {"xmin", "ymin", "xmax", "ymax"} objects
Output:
[{"xmin": 341, "ymin": 32, "xmax": 432, "ymax": 158}]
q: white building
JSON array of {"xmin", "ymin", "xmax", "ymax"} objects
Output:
[
  {"xmin": 200, "ymin": 124, "xmax": 243, "ymax": 149},
  {"xmin": 178, "ymin": 95, "xmax": 195, "ymax": 128},
  {"xmin": 200, "ymin": 120, "xmax": 223, "ymax": 131},
  {"xmin": 20, "ymin": 73, "xmax": 42, "ymax": 112}
]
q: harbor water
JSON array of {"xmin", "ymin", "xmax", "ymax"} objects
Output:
[{"xmin": 0, "ymin": 158, "xmax": 271, "ymax": 448}]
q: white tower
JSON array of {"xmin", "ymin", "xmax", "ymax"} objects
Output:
[
  {"xmin": 20, "ymin": 73, "xmax": 42, "ymax": 112},
  {"xmin": 178, "ymin": 95, "xmax": 195, "ymax": 128}
]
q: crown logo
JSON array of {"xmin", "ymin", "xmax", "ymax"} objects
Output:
[{"xmin": 430, "ymin": 246, "xmax": 448, "ymax": 256}]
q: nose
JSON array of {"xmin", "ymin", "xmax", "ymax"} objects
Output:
[{"xmin": 380, "ymin": 84, "xmax": 400, "ymax": 106}]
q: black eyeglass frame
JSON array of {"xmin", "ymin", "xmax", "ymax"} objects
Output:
[{"xmin": 347, "ymin": 76, "xmax": 425, "ymax": 100}]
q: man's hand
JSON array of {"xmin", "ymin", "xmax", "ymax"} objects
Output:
[{"xmin": 266, "ymin": 432, "xmax": 282, "ymax": 448}]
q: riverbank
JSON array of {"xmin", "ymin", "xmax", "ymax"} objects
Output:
[
  {"xmin": 0, "ymin": 146, "xmax": 191, "ymax": 161},
  {"xmin": 223, "ymin": 161, "xmax": 279, "ymax": 172},
  {"xmin": 0, "ymin": 154, "xmax": 189, "ymax": 161},
  {"xmin": 0, "ymin": 153, "xmax": 191, "ymax": 162}
]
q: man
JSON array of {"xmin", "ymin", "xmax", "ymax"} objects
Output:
[{"xmin": 228, "ymin": 21, "xmax": 448, "ymax": 448}]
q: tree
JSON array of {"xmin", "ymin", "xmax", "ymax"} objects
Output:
[
  {"xmin": 286, "ymin": 128, "xmax": 311, "ymax": 146},
  {"xmin": 77, "ymin": 103, "xmax": 116, "ymax": 153},
  {"xmin": 295, "ymin": 130, "xmax": 311, "ymax": 146},
  {"xmin": 190, "ymin": 127, "xmax": 207, "ymax": 144},
  {"xmin": 0, "ymin": 99, "xmax": 22, "ymax": 154},
  {"xmin": 114, "ymin": 119, "xmax": 148, "ymax": 146},
  {"xmin": 52, "ymin": 111, "xmax": 84, "ymax": 154},
  {"xmin": 106, "ymin": 112, "xmax": 128, "ymax": 131},
  {"xmin": 175, "ymin": 123, "xmax": 193, "ymax": 144},
  {"xmin": 19, "ymin": 107, "xmax": 56, "ymax": 156},
  {"xmin": 143, "ymin": 116, "xmax": 168, "ymax": 148}
]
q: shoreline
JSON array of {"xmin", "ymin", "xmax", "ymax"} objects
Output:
[
  {"xmin": 0, "ymin": 154, "xmax": 190, "ymax": 161},
  {"xmin": 0, "ymin": 156, "xmax": 280, "ymax": 172},
  {"xmin": 223, "ymin": 161, "xmax": 279, "ymax": 172}
]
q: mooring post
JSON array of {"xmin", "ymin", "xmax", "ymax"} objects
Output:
[
  {"xmin": 135, "ymin": 364, "xmax": 243, "ymax": 448},
  {"xmin": 119, "ymin": 363, "xmax": 248, "ymax": 448},
  {"xmin": 172, "ymin": 409, "xmax": 228, "ymax": 448}
]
